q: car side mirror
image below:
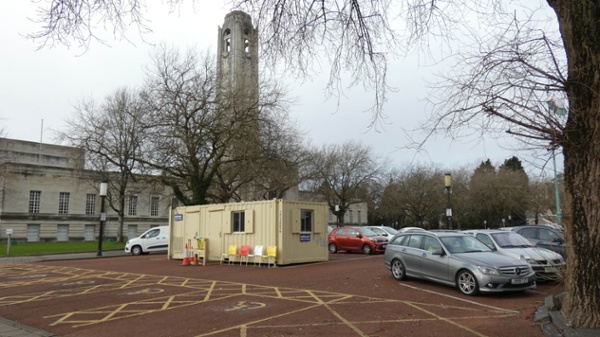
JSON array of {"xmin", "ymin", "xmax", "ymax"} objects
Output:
[
  {"xmin": 432, "ymin": 249, "xmax": 445, "ymax": 256},
  {"xmin": 554, "ymin": 238, "xmax": 564, "ymax": 244}
]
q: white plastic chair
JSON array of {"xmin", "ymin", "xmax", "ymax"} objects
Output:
[{"xmin": 249, "ymin": 245, "xmax": 264, "ymax": 267}]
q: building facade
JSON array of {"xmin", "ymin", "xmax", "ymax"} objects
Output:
[{"xmin": 0, "ymin": 138, "xmax": 171, "ymax": 243}]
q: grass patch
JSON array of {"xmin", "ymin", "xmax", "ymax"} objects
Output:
[{"xmin": 0, "ymin": 241, "xmax": 125, "ymax": 257}]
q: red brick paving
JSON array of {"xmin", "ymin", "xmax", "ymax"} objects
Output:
[{"xmin": 0, "ymin": 253, "xmax": 562, "ymax": 337}]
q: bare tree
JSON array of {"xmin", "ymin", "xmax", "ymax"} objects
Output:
[
  {"xmin": 252, "ymin": 107, "xmax": 311, "ymax": 200},
  {"xmin": 306, "ymin": 141, "xmax": 385, "ymax": 226},
  {"xmin": 59, "ymin": 88, "xmax": 149, "ymax": 242},
  {"xmin": 138, "ymin": 44, "xmax": 291, "ymax": 205},
  {"xmin": 380, "ymin": 166, "xmax": 445, "ymax": 230},
  {"xmin": 137, "ymin": 45, "xmax": 229, "ymax": 205}
]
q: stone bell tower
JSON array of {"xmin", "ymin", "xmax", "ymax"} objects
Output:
[
  {"xmin": 217, "ymin": 10, "xmax": 259, "ymax": 119},
  {"xmin": 215, "ymin": 11, "xmax": 261, "ymax": 201}
]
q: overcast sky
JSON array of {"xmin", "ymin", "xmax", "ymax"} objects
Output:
[{"xmin": 0, "ymin": 1, "xmax": 562, "ymax": 178}]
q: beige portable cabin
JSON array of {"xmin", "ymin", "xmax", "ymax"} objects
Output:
[{"xmin": 168, "ymin": 199, "xmax": 329, "ymax": 265}]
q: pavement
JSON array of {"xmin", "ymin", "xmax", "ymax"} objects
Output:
[{"xmin": 0, "ymin": 251, "xmax": 597, "ymax": 337}]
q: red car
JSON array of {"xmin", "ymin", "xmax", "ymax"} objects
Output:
[{"xmin": 328, "ymin": 226, "xmax": 388, "ymax": 254}]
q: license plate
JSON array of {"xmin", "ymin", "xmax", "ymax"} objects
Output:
[
  {"xmin": 545, "ymin": 267, "xmax": 558, "ymax": 273},
  {"xmin": 511, "ymin": 277, "xmax": 528, "ymax": 284}
]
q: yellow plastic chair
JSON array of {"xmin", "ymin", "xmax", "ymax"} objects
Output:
[
  {"xmin": 221, "ymin": 245, "xmax": 237, "ymax": 265},
  {"xmin": 249, "ymin": 245, "xmax": 264, "ymax": 267},
  {"xmin": 266, "ymin": 246, "xmax": 277, "ymax": 268}
]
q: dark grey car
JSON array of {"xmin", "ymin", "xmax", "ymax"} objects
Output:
[
  {"xmin": 383, "ymin": 231, "xmax": 536, "ymax": 296},
  {"xmin": 500, "ymin": 225, "xmax": 567, "ymax": 260}
]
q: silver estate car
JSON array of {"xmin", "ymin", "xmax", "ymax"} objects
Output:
[{"xmin": 383, "ymin": 231, "xmax": 536, "ymax": 295}]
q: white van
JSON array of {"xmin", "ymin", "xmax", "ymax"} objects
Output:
[{"xmin": 125, "ymin": 226, "xmax": 169, "ymax": 256}]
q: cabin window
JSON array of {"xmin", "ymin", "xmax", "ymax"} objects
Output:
[
  {"xmin": 301, "ymin": 210, "xmax": 313, "ymax": 232},
  {"xmin": 232, "ymin": 211, "xmax": 245, "ymax": 233}
]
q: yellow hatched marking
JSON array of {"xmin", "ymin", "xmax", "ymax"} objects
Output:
[
  {"xmin": 404, "ymin": 301, "xmax": 490, "ymax": 337},
  {"xmin": 2, "ymin": 264, "xmax": 519, "ymax": 337},
  {"xmin": 46, "ymin": 289, "xmax": 240, "ymax": 327},
  {"xmin": 195, "ymin": 304, "xmax": 322, "ymax": 336}
]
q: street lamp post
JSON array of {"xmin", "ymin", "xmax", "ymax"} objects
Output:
[
  {"xmin": 444, "ymin": 173, "xmax": 452, "ymax": 230},
  {"xmin": 97, "ymin": 181, "xmax": 108, "ymax": 257},
  {"xmin": 484, "ymin": 220, "xmax": 487, "ymax": 229}
]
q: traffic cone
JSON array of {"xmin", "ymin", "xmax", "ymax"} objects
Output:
[
  {"xmin": 182, "ymin": 243, "xmax": 191, "ymax": 266},
  {"xmin": 191, "ymin": 254, "xmax": 198, "ymax": 265}
]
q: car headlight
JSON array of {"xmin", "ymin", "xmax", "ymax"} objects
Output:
[
  {"xmin": 477, "ymin": 266, "xmax": 500, "ymax": 276},
  {"xmin": 520, "ymin": 255, "xmax": 533, "ymax": 264}
]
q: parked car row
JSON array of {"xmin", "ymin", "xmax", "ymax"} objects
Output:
[
  {"xmin": 327, "ymin": 224, "xmax": 566, "ymax": 296},
  {"xmin": 327, "ymin": 225, "xmax": 430, "ymax": 255},
  {"xmin": 383, "ymin": 230, "xmax": 537, "ymax": 296},
  {"xmin": 328, "ymin": 226, "xmax": 388, "ymax": 254}
]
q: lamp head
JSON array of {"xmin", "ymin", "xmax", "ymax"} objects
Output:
[
  {"xmin": 444, "ymin": 173, "xmax": 452, "ymax": 188},
  {"xmin": 99, "ymin": 182, "xmax": 108, "ymax": 196}
]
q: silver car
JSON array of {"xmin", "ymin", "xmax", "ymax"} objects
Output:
[
  {"xmin": 463, "ymin": 229, "xmax": 565, "ymax": 282},
  {"xmin": 383, "ymin": 231, "xmax": 536, "ymax": 295},
  {"xmin": 365, "ymin": 226, "xmax": 399, "ymax": 239}
]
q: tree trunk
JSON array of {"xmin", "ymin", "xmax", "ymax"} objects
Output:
[{"xmin": 548, "ymin": 0, "xmax": 600, "ymax": 328}]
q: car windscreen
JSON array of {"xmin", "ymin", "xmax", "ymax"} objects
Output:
[
  {"xmin": 357, "ymin": 227, "xmax": 378, "ymax": 236},
  {"xmin": 491, "ymin": 232, "xmax": 533, "ymax": 248},
  {"xmin": 440, "ymin": 235, "xmax": 494, "ymax": 254},
  {"xmin": 382, "ymin": 226, "xmax": 398, "ymax": 235}
]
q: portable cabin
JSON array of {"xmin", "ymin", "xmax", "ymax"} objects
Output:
[{"xmin": 168, "ymin": 199, "xmax": 329, "ymax": 265}]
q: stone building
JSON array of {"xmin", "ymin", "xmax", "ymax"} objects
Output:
[{"xmin": 0, "ymin": 138, "xmax": 171, "ymax": 242}]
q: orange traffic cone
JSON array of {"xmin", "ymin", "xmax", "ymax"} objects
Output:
[
  {"xmin": 191, "ymin": 255, "xmax": 198, "ymax": 265},
  {"xmin": 182, "ymin": 243, "xmax": 191, "ymax": 266}
]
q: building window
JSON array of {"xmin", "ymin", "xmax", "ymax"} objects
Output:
[
  {"xmin": 86, "ymin": 194, "xmax": 96, "ymax": 215},
  {"xmin": 224, "ymin": 29, "xmax": 231, "ymax": 53},
  {"xmin": 232, "ymin": 211, "xmax": 245, "ymax": 233},
  {"xmin": 29, "ymin": 191, "xmax": 41, "ymax": 213},
  {"xmin": 150, "ymin": 196, "xmax": 159, "ymax": 216},
  {"xmin": 59, "ymin": 192, "xmax": 70, "ymax": 214},
  {"xmin": 349, "ymin": 210, "xmax": 354, "ymax": 224},
  {"xmin": 301, "ymin": 210, "xmax": 313, "ymax": 232},
  {"xmin": 128, "ymin": 195, "xmax": 138, "ymax": 216},
  {"xmin": 358, "ymin": 211, "xmax": 362, "ymax": 225},
  {"xmin": 244, "ymin": 38, "xmax": 249, "ymax": 52}
]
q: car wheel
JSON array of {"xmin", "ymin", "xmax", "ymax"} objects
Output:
[
  {"xmin": 391, "ymin": 259, "xmax": 406, "ymax": 280},
  {"xmin": 131, "ymin": 245, "xmax": 143, "ymax": 256},
  {"xmin": 362, "ymin": 244, "xmax": 372, "ymax": 255},
  {"xmin": 457, "ymin": 270, "xmax": 479, "ymax": 296},
  {"xmin": 328, "ymin": 243, "xmax": 338, "ymax": 254}
]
